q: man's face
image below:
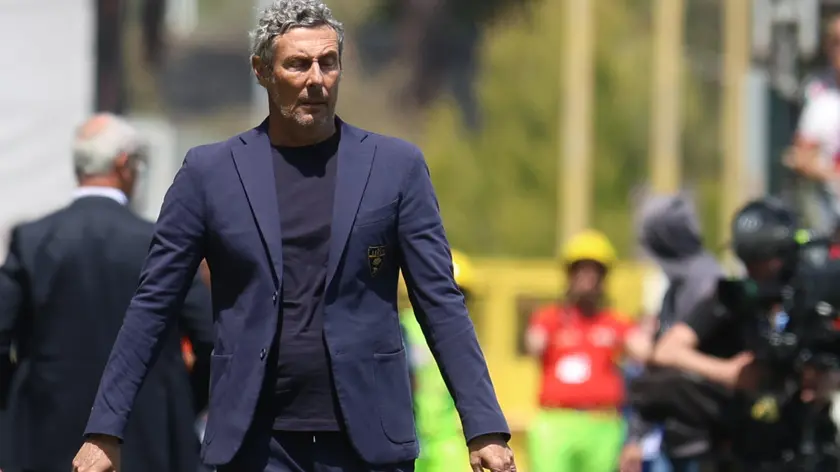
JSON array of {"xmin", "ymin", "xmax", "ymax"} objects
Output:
[
  {"xmin": 114, "ymin": 153, "xmax": 141, "ymax": 199},
  {"xmin": 256, "ymin": 25, "xmax": 341, "ymax": 128},
  {"xmin": 827, "ymin": 18, "xmax": 840, "ymax": 72},
  {"xmin": 746, "ymin": 257, "xmax": 784, "ymax": 283},
  {"xmin": 567, "ymin": 260, "xmax": 606, "ymax": 303}
]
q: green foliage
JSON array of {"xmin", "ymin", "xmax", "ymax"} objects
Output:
[{"xmin": 421, "ymin": 0, "xmax": 721, "ymax": 258}]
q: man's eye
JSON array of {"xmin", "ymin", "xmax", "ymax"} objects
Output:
[{"xmin": 320, "ymin": 57, "xmax": 339, "ymax": 69}]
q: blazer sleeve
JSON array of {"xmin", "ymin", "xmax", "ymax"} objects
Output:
[
  {"xmin": 85, "ymin": 152, "xmax": 207, "ymax": 439},
  {"xmin": 0, "ymin": 228, "xmax": 26, "ymax": 409},
  {"xmin": 396, "ymin": 149, "xmax": 510, "ymax": 443}
]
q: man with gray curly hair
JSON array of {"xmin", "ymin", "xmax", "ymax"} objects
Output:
[{"xmin": 73, "ymin": 2, "xmax": 514, "ymax": 472}]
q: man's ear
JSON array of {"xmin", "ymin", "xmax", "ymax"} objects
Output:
[
  {"xmin": 113, "ymin": 152, "xmax": 130, "ymax": 172},
  {"xmin": 251, "ymin": 55, "xmax": 270, "ymax": 87}
]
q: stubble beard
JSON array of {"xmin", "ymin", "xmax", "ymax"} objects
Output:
[
  {"xmin": 271, "ymin": 82, "xmax": 338, "ymax": 131},
  {"xmin": 284, "ymin": 105, "xmax": 331, "ymax": 128}
]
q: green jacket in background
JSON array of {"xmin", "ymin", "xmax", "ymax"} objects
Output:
[{"xmin": 400, "ymin": 308, "xmax": 462, "ymax": 449}]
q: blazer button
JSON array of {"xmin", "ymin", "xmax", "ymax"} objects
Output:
[
  {"xmin": 272, "ymin": 291, "xmax": 278, "ymax": 304},
  {"xmin": 259, "ymin": 348, "xmax": 267, "ymax": 360}
]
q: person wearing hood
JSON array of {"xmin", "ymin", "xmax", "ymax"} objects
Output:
[
  {"xmin": 524, "ymin": 230, "xmax": 651, "ymax": 472},
  {"xmin": 637, "ymin": 193, "xmax": 723, "ymax": 324},
  {"xmin": 620, "ymin": 193, "xmax": 724, "ymax": 472}
]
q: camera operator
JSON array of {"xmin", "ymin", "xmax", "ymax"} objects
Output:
[
  {"xmin": 622, "ymin": 192, "xmax": 725, "ymax": 472},
  {"xmin": 651, "ymin": 197, "xmax": 839, "ymax": 472}
]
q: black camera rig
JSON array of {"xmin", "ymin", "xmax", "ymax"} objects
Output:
[
  {"xmin": 719, "ymin": 231, "xmax": 840, "ymax": 370},
  {"xmin": 719, "ymin": 231, "xmax": 840, "ymax": 472}
]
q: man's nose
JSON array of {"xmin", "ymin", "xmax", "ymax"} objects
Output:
[
  {"xmin": 577, "ymin": 273, "xmax": 598, "ymax": 290},
  {"xmin": 306, "ymin": 62, "xmax": 325, "ymax": 87}
]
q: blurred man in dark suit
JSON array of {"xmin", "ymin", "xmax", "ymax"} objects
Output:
[{"xmin": 0, "ymin": 113, "xmax": 214, "ymax": 472}]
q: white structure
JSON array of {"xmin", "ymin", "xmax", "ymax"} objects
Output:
[
  {"xmin": 0, "ymin": 0, "xmax": 95, "ymax": 260},
  {"xmin": 166, "ymin": 0, "xmax": 199, "ymax": 39}
]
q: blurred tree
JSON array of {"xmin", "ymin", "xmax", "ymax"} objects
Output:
[
  {"xmin": 97, "ymin": 0, "xmax": 168, "ymax": 113},
  {"xmin": 421, "ymin": 0, "xmax": 721, "ymax": 258},
  {"xmin": 357, "ymin": 0, "xmax": 535, "ymax": 127}
]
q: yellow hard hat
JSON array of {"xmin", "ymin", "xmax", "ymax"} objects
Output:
[
  {"xmin": 398, "ymin": 249, "xmax": 475, "ymax": 296},
  {"xmin": 561, "ymin": 229, "xmax": 617, "ymax": 268}
]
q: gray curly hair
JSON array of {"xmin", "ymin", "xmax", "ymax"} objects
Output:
[{"xmin": 250, "ymin": 0, "xmax": 345, "ymax": 71}]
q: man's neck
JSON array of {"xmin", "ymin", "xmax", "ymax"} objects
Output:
[
  {"xmin": 267, "ymin": 114, "xmax": 336, "ymax": 147},
  {"xmin": 73, "ymin": 185, "xmax": 129, "ymax": 205},
  {"xmin": 78, "ymin": 176, "xmax": 120, "ymax": 190},
  {"xmin": 564, "ymin": 297, "xmax": 600, "ymax": 317}
]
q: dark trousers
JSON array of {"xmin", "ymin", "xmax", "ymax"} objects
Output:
[
  {"xmin": 217, "ymin": 431, "xmax": 415, "ymax": 472},
  {"xmin": 669, "ymin": 458, "xmax": 700, "ymax": 472},
  {"xmin": 661, "ymin": 456, "xmax": 731, "ymax": 472}
]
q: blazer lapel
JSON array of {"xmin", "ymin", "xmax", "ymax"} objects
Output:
[
  {"xmin": 326, "ymin": 120, "xmax": 375, "ymax": 288},
  {"xmin": 231, "ymin": 121, "xmax": 284, "ymax": 285}
]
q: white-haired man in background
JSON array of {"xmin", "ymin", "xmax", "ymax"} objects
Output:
[{"xmin": 0, "ymin": 113, "xmax": 213, "ymax": 472}]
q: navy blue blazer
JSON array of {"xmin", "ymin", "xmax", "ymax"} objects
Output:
[{"xmin": 85, "ymin": 119, "xmax": 509, "ymax": 465}]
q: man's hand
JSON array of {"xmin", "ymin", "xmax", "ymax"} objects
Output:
[
  {"xmin": 618, "ymin": 442, "xmax": 643, "ymax": 472},
  {"xmin": 722, "ymin": 351, "xmax": 760, "ymax": 391},
  {"xmin": 72, "ymin": 434, "xmax": 120, "ymax": 472},
  {"xmin": 468, "ymin": 434, "xmax": 516, "ymax": 471},
  {"xmin": 783, "ymin": 144, "xmax": 833, "ymax": 183},
  {"xmin": 800, "ymin": 366, "xmax": 840, "ymax": 404},
  {"xmin": 524, "ymin": 327, "xmax": 548, "ymax": 357}
]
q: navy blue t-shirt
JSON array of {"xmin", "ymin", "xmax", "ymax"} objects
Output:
[{"xmin": 271, "ymin": 130, "xmax": 340, "ymax": 431}]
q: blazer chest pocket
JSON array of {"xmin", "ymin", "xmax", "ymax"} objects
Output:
[{"xmin": 355, "ymin": 199, "xmax": 398, "ymax": 228}]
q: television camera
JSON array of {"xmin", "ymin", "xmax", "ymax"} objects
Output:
[
  {"xmin": 719, "ymin": 207, "xmax": 840, "ymax": 471},
  {"xmin": 719, "ymin": 229, "xmax": 840, "ymax": 372}
]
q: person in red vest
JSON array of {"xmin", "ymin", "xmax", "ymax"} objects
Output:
[{"xmin": 525, "ymin": 230, "xmax": 651, "ymax": 472}]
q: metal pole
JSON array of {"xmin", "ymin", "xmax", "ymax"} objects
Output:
[
  {"xmin": 746, "ymin": 69, "xmax": 769, "ymax": 199},
  {"xmin": 650, "ymin": 0, "xmax": 685, "ymax": 194},
  {"xmin": 559, "ymin": 0, "xmax": 595, "ymax": 254},
  {"xmin": 721, "ymin": 0, "xmax": 751, "ymax": 252}
]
